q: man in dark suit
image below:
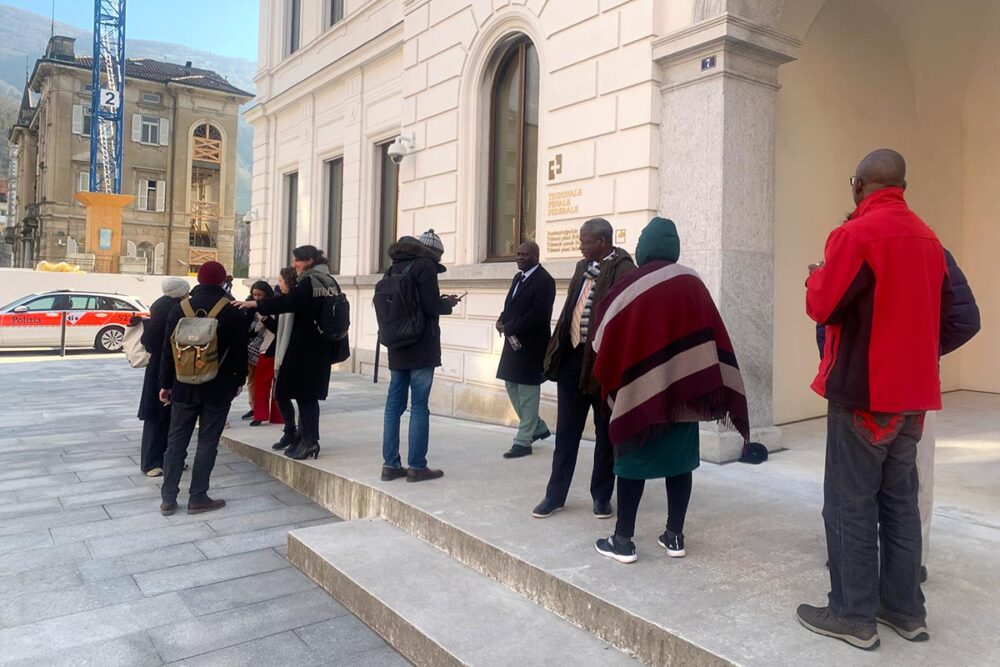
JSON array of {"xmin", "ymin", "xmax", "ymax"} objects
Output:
[{"xmin": 496, "ymin": 241, "xmax": 556, "ymax": 459}]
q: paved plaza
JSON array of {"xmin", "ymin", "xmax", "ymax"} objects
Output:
[{"xmin": 0, "ymin": 355, "xmax": 406, "ymax": 666}]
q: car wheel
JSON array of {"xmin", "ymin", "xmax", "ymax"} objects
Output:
[{"xmin": 95, "ymin": 326, "xmax": 125, "ymax": 353}]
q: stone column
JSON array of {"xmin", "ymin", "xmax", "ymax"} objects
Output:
[{"xmin": 653, "ymin": 15, "xmax": 800, "ymax": 462}]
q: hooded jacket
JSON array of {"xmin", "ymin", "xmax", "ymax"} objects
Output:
[
  {"xmin": 544, "ymin": 247, "xmax": 636, "ymax": 394},
  {"xmin": 384, "ymin": 238, "xmax": 454, "ymax": 371}
]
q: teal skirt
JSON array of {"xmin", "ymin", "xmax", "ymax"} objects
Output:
[{"xmin": 613, "ymin": 422, "xmax": 700, "ymax": 480}]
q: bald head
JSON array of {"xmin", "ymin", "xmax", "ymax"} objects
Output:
[
  {"xmin": 853, "ymin": 149, "xmax": 907, "ymax": 205},
  {"xmin": 516, "ymin": 241, "xmax": 539, "ymax": 272}
]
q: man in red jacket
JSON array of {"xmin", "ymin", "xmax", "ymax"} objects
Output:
[{"xmin": 797, "ymin": 149, "xmax": 947, "ymax": 650}]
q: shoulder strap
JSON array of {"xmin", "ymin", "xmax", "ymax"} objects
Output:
[
  {"xmin": 402, "ymin": 260, "xmax": 417, "ymax": 275},
  {"xmin": 180, "ymin": 298, "xmax": 195, "ymax": 318},
  {"xmin": 207, "ymin": 297, "xmax": 230, "ymax": 319}
]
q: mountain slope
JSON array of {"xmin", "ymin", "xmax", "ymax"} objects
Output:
[{"xmin": 0, "ymin": 3, "xmax": 255, "ymax": 211}]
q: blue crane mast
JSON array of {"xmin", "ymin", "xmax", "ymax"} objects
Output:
[{"xmin": 88, "ymin": 0, "xmax": 126, "ymax": 194}]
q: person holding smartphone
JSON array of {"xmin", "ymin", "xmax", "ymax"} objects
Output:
[{"xmin": 379, "ymin": 229, "xmax": 459, "ymax": 483}]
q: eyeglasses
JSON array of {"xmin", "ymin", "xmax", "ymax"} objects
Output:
[{"xmin": 850, "ymin": 176, "xmax": 862, "ymax": 188}]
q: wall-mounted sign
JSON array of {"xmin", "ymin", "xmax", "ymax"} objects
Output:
[
  {"xmin": 100, "ymin": 88, "xmax": 120, "ymax": 109},
  {"xmin": 98, "ymin": 228, "xmax": 113, "ymax": 250},
  {"xmin": 548, "ymin": 154, "xmax": 563, "ymax": 181},
  {"xmin": 701, "ymin": 55, "xmax": 717, "ymax": 71},
  {"xmin": 547, "ymin": 188, "xmax": 581, "ymax": 218},
  {"xmin": 615, "ymin": 228, "xmax": 626, "ymax": 245},
  {"xmin": 546, "ymin": 228, "xmax": 580, "ymax": 255}
]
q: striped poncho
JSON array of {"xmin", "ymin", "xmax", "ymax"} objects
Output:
[{"xmin": 591, "ymin": 260, "xmax": 750, "ymax": 455}]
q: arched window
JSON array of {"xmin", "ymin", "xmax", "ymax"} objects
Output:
[{"xmin": 487, "ymin": 37, "xmax": 539, "ymax": 260}]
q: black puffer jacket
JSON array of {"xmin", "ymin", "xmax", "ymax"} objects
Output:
[
  {"xmin": 817, "ymin": 247, "xmax": 980, "ymax": 357},
  {"xmin": 384, "ymin": 239, "xmax": 454, "ymax": 371}
]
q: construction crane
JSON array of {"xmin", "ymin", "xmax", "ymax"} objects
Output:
[{"xmin": 88, "ymin": 0, "xmax": 126, "ymax": 194}]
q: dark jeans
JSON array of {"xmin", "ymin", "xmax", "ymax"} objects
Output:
[
  {"xmin": 824, "ymin": 402, "xmax": 926, "ymax": 626},
  {"xmin": 161, "ymin": 401, "xmax": 230, "ymax": 504},
  {"xmin": 277, "ymin": 399, "xmax": 320, "ymax": 443},
  {"xmin": 140, "ymin": 414, "xmax": 169, "ymax": 472},
  {"xmin": 614, "ymin": 473, "xmax": 693, "ymax": 539},
  {"xmin": 544, "ymin": 345, "xmax": 614, "ymax": 505},
  {"xmin": 382, "ymin": 367, "xmax": 435, "ymax": 470}
]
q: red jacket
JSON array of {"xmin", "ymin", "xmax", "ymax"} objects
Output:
[{"xmin": 806, "ymin": 188, "xmax": 946, "ymax": 412}]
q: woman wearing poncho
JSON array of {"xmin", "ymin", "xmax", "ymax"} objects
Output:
[{"xmin": 589, "ymin": 217, "xmax": 751, "ymax": 564}]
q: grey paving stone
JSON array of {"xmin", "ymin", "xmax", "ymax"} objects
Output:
[
  {"xmin": 0, "ymin": 498, "xmax": 63, "ymax": 519},
  {"xmin": 3, "ymin": 632, "xmax": 162, "ymax": 667},
  {"xmin": 51, "ymin": 512, "xmax": 171, "ymax": 544},
  {"xmin": 134, "ymin": 549, "xmax": 289, "ymax": 596},
  {"xmin": 58, "ymin": 485, "xmax": 161, "ymax": 509},
  {"xmin": 0, "ymin": 542, "xmax": 91, "ymax": 577},
  {"xmin": 161, "ymin": 631, "xmax": 320, "ymax": 667},
  {"xmin": 0, "ymin": 529, "xmax": 53, "ymax": 555},
  {"xmin": 78, "ymin": 542, "xmax": 207, "ymax": 582},
  {"xmin": 0, "ymin": 472, "xmax": 80, "ymax": 494},
  {"xmin": 0, "ymin": 491, "xmax": 18, "ymax": 505},
  {"xmin": 203, "ymin": 470, "xmax": 276, "ymax": 488},
  {"xmin": 0, "ymin": 564, "xmax": 83, "ymax": 598},
  {"xmin": 46, "ymin": 456, "xmax": 137, "ymax": 475},
  {"xmin": 330, "ymin": 646, "xmax": 410, "ymax": 667},
  {"xmin": 22, "ymin": 477, "xmax": 137, "ymax": 502},
  {"xmin": 75, "ymin": 464, "xmax": 147, "ymax": 482},
  {"xmin": 86, "ymin": 522, "xmax": 216, "ymax": 559},
  {"xmin": 273, "ymin": 490, "xmax": 314, "ymax": 506},
  {"xmin": 295, "ymin": 615, "xmax": 393, "ymax": 661},
  {"xmin": 193, "ymin": 524, "xmax": 300, "ymax": 559},
  {"xmin": 0, "ymin": 593, "xmax": 192, "ymax": 663},
  {"xmin": 178, "ymin": 566, "xmax": 318, "ymax": 616},
  {"xmin": 206, "ymin": 504, "xmax": 331, "ymax": 536},
  {"xmin": 148, "ymin": 589, "xmax": 348, "ymax": 662},
  {"xmin": 0, "ymin": 466, "xmax": 49, "ymax": 482},
  {"xmin": 164, "ymin": 495, "xmax": 289, "ymax": 526},
  {"xmin": 0, "ymin": 575, "xmax": 144, "ymax": 629},
  {"xmin": 0, "ymin": 506, "xmax": 108, "ymax": 537},
  {"xmin": 222, "ymin": 461, "xmax": 262, "ymax": 474}
]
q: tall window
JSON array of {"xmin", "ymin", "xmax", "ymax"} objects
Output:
[
  {"xmin": 376, "ymin": 142, "xmax": 399, "ymax": 271},
  {"xmin": 284, "ymin": 172, "xmax": 298, "ymax": 262},
  {"xmin": 487, "ymin": 38, "xmax": 539, "ymax": 260},
  {"xmin": 325, "ymin": 157, "xmax": 344, "ymax": 274},
  {"xmin": 329, "ymin": 0, "xmax": 344, "ymax": 26},
  {"xmin": 140, "ymin": 115, "xmax": 160, "ymax": 144},
  {"xmin": 287, "ymin": 0, "xmax": 301, "ymax": 54}
]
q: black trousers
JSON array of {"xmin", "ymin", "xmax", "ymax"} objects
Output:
[
  {"xmin": 161, "ymin": 401, "xmax": 230, "ymax": 504},
  {"xmin": 139, "ymin": 415, "xmax": 170, "ymax": 472},
  {"xmin": 824, "ymin": 402, "xmax": 926, "ymax": 626},
  {"xmin": 614, "ymin": 473, "xmax": 693, "ymax": 539},
  {"xmin": 277, "ymin": 398, "xmax": 320, "ymax": 443},
  {"xmin": 544, "ymin": 345, "xmax": 615, "ymax": 506}
]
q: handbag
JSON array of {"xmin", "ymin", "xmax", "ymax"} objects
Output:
[{"xmin": 123, "ymin": 319, "xmax": 151, "ymax": 368}]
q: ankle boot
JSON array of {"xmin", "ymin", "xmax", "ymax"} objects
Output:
[
  {"xmin": 287, "ymin": 441, "xmax": 320, "ymax": 460},
  {"xmin": 271, "ymin": 431, "xmax": 299, "ymax": 450}
]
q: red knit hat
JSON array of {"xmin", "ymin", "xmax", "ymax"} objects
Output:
[{"xmin": 197, "ymin": 261, "xmax": 228, "ymax": 285}]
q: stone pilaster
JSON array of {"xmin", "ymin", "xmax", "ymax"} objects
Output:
[{"xmin": 653, "ymin": 14, "xmax": 801, "ymax": 462}]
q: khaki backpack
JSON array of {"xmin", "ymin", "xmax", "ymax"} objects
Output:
[{"xmin": 170, "ymin": 297, "xmax": 230, "ymax": 385}]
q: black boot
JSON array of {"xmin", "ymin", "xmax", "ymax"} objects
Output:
[
  {"xmin": 271, "ymin": 430, "xmax": 299, "ymax": 450},
  {"xmin": 287, "ymin": 441, "xmax": 320, "ymax": 460}
]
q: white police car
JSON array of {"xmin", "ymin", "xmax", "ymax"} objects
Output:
[{"xmin": 0, "ymin": 290, "xmax": 148, "ymax": 352}]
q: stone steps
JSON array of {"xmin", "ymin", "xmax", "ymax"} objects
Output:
[
  {"xmin": 288, "ymin": 518, "xmax": 640, "ymax": 666},
  {"xmin": 223, "ymin": 434, "xmax": 731, "ymax": 666}
]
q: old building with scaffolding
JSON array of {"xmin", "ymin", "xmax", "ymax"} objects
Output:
[{"xmin": 5, "ymin": 36, "xmax": 252, "ymax": 275}]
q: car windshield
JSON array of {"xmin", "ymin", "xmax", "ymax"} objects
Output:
[{"xmin": 0, "ymin": 295, "xmax": 36, "ymax": 311}]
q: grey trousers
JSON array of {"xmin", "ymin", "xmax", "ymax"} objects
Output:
[
  {"xmin": 504, "ymin": 381, "xmax": 549, "ymax": 447},
  {"xmin": 917, "ymin": 411, "xmax": 936, "ymax": 567}
]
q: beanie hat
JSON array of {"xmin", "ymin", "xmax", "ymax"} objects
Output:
[
  {"xmin": 161, "ymin": 277, "xmax": 190, "ymax": 299},
  {"xmin": 417, "ymin": 229, "xmax": 444, "ymax": 260},
  {"xmin": 197, "ymin": 261, "xmax": 228, "ymax": 286}
]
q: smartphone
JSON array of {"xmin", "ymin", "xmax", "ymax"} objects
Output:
[{"xmin": 456, "ymin": 291, "xmax": 468, "ymax": 301}]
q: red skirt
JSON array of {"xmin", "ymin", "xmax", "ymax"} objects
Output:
[{"xmin": 252, "ymin": 355, "xmax": 283, "ymax": 423}]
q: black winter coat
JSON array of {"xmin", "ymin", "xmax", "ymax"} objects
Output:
[
  {"xmin": 137, "ymin": 294, "xmax": 181, "ymax": 421},
  {"xmin": 817, "ymin": 247, "xmax": 980, "ymax": 357},
  {"xmin": 256, "ymin": 278, "xmax": 336, "ymax": 401},
  {"xmin": 160, "ymin": 285, "xmax": 247, "ymax": 405},
  {"xmin": 496, "ymin": 265, "xmax": 556, "ymax": 385},
  {"xmin": 385, "ymin": 241, "xmax": 454, "ymax": 371}
]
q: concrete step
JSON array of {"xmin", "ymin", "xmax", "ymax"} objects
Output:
[{"xmin": 289, "ymin": 518, "xmax": 640, "ymax": 666}]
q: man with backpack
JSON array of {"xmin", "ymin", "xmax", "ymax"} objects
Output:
[
  {"xmin": 158, "ymin": 261, "xmax": 247, "ymax": 516},
  {"xmin": 376, "ymin": 230, "xmax": 460, "ymax": 483}
]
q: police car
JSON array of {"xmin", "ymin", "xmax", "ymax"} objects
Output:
[{"xmin": 0, "ymin": 290, "xmax": 148, "ymax": 352}]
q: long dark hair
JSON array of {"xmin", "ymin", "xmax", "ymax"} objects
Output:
[
  {"xmin": 250, "ymin": 280, "xmax": 274, "ymax": 298},
  {"xmin": 292, "ymin": 245, "xmax": 329, "ymax": 267}
]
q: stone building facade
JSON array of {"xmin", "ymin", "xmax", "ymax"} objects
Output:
[
  {"xmin": 248, "ymin": 0, "xmax": 999, "ymax": 459},
  {"xmin": 6, "ymin": 36, "xmax": 252, "ymax": 276}
]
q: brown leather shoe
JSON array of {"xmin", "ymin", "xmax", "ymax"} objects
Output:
[
  {"xmin": 381, "ymin": 466, "xmax": 408, "ymax": 481},
  {"xmin": 160, "ymin": 502, "xmax": 176, "ymax": 516},
  {"xmin": 187, "ymin": 497, "xmax": 226, "ymax": 515},
  {"xmin": 406, "ymin": 467, "xmax": 444, "ymax": 483}
]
